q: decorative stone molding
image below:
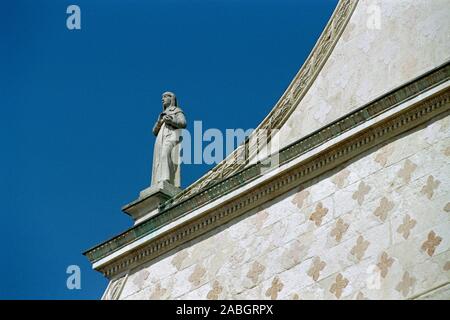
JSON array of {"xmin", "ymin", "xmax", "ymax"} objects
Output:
[
  {"xmin": 84, "ymin": 61, "xmax": 450, "ymax": 278},
  {"xmin": 165, "ymin": 0, "xmax": 359, "ymax": 206},
  {"xmin": 101, "ymin": 274, "xmax": 128, "ymax": 300},
  {"xmin": 123, "ymin": 180, "xmax": 182, "ymax": 225}
]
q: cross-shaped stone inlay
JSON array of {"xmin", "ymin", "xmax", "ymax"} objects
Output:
[
  {"xmin": 395, "ymin": 271, "xmax": 416, "ymax": 297},
  {"xmin": 375, "ymin": 144, "xmax": 394, "ymax": 167},
  {"xmin": 207, "ymin": 280, "xmax": 223, "ymax": 300},
  {"xmin": 330, "ymin": 273, "xmax": 349, "ymax": 299},
  {"xmin": 445, "ymin": 146, "xmax": 450, "ymax": 157},
  {"xmin": 373, "ymin": 197, "xmax": 395, "ymax": 222},
  {"xmin": 421, "ymin": 230, "xmax": 442, "ymax": 256},
  {"xmin": 376, "ymin": 251, "xmax": 394, "ymax": 278},
  {"xmin": 330, "ymin": 218, "xmax": 349, "ymax": 242},
  {"xmin": 171, "ymin": 250, "xmax": 189, "ymax": 271},
  {"xmin": 444, "ymin": 202, "xmax": 450, "ymax": 213},
  {"xmin": 188, "ymin": 264, "xmax": 207, "ymax": 287},
  {"xmin": 421, "ymin": 175, "xmax": 440, "ymax": 199},
  {"xmin": 355, "ymin": 291, "xmax": 368, "ymax": 300},
  {"xmin": 281, "ymin": 240, "xmax": 306, "ymax": 270},
  {"xmin": 247, "ymin": 261, "xmax": 266, "ymax": 284},
  {"xmin": 252, "ymin": 210, "xmax": 269, "ymax": 231},
  {"xmin": 307, "ymin": 257, "xmax": 327, "ymax": 281},
  {"xmin": 350, "ymin": 235, "xmax": 370, "ymax": 261},
  {"xmin": 265, "ymin": 276, "xmax": 284, "ymax": 300},
  {"xmin": 352, "ymin": 181, "xmax": 371, "ymax": 205},
  {"xmin": 133, "ymin": 269, "xmax": 149, "ymax": 288},
  {"xmin": 332, "ymin": 169, "xmax": 350, "ymax": 189},
  {"xmin": 397, "ymin": 159, "xmax": 417, "ymax": 184},
  {"xmin": 444, "ymin": 262, "xmax": 450, "ymax": 271},
  {"xmin": 292, "ymin": 189, "xmax": 310, "ymax": 209},
  {"xmin": 309, "ymin": 202, "xmax": 329, "ymax": 227},
  {"xmin": 149, "ymin": 282, "xmax": 168, "ymax": 300},
  {"xmin": 396, "ymin": 214, "xmax": 416, "ymax": 240},
  {"xmin": 191, "ymin": 265, "xmax": 207, "ymax": 287}
]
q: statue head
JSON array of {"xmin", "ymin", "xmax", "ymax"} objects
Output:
[{"xmin": 162, "ymin": 91, "xmax": 177, "ymax": 110}]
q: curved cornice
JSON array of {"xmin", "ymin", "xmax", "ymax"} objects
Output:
[
  {"xmin": 165, "ymin": 0, "xmax": 359, "ymax": 207},
  {"xmin": 84, "ymin": 61, "xmax": 450, "ymax": 278}
]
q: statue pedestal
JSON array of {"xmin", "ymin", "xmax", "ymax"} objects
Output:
[{"xmin": 122, "ymin": 181, "xmax": 181, "ymax": 225}]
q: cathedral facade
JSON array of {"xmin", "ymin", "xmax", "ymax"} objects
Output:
[{"xmin": 84, "ymin": 0, "xmax": 450, "ymax": 300}]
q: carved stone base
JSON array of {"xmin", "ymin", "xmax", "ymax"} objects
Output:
[{"xmin": 122, "ymin": 181, "xmax": 181, "ymax": 225}]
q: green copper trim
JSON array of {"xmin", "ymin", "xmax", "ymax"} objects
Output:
[{"xmin": 83, "ymin": 60, "xmax": 450, "ymax": 264}]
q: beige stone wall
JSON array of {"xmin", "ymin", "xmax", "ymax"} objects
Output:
[
  {"xmin": 116, "ymin": 113, "xmax": 450, "ymax": 300},
  {"xmin": 275, "ymin": 0, "xmax": 450, "ymax": 150}
]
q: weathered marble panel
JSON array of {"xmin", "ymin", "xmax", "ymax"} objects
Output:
[
  {"xmin": 117, "ymin": 114, "xmax": 450, "ymax": 300},
  {"xmin": 276, "ymin": 0, "xmax": 450, "ymax": 150}
]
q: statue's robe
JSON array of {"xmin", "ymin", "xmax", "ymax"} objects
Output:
[{"xmin": 151, "ymin": 106, "xmax": 186, "ymax": 188}]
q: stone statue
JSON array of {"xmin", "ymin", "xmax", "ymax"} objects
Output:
[{"xmin": 151, "ymin": 91, "xmax": 186, "ymax": 188}]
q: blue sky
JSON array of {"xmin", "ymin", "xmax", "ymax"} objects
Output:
[{"xmin": 0, "ymin": 0, "xmax": 337, "ymax": 299}]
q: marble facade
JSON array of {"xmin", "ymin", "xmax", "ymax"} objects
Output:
[
  {"xmin": 84, "ymin": 0, "xmax": 450, "ymax": 300},
  {"xmin": 115, "ymin": 114, "xmax": 450, "ymax": 300}
]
